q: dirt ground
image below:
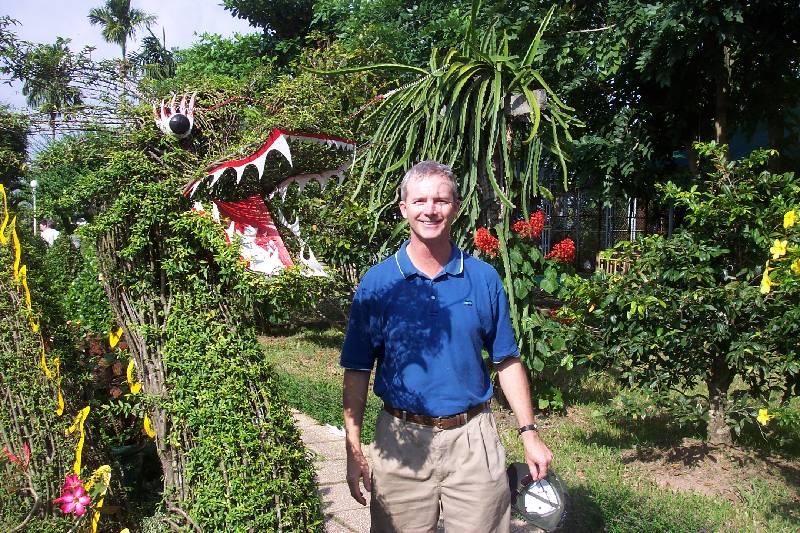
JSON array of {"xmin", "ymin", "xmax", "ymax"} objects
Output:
[
  {"xmin": 494, "ymin": 403, "xmax": 800, "ymax": 507},
  {"xmin": 620, "ymin": 437, "xmax": 800, "ymax": 504}
]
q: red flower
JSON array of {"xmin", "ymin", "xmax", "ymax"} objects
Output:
[
  {"xmin": 529, "ymin": 211, "xmax": 545, "ymax": 238},
  {"xmin": 512, "ymin": 219, "xmax": 530, "ymax": 236},
  {"xmin": 545, "ymin": 238, "xmax": 576, "ymax": 263},
  {"xmin": 474, "ymin": 228, "xmax": 500, "ymax": 257}
]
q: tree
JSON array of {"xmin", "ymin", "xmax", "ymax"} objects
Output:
[
  {"xmin": 563, "ymin": 144, "xmax": 800, "ymax": 445},
  {"xmin": 130, "ymin": 27, "xmax": 176, "ymax": 80},
  {"xmin": 20, "ymin": 38, "xmax": 83, "ymax": 139},
  {"xmin": 223, "ymin": 0, "xmax": 314, "ymax": 40},
  {"xmin": 87, "ymin": 0, "xmax": 156, "ymax": 59},
  {"xmin": 0, "ymin": 106, "xmax": 28, "ymax": 191},
  {"xmin": 552, "ymin": 0, "xmax": 800, "ymax": 193}
]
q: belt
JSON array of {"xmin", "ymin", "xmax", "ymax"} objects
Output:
[{"xmin": 383, "ymin": 401, "xmax": 489, "ymax": 430}]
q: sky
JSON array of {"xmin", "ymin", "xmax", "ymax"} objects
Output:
[{"xmin": 1, "ymin": 0, "xmax": 257, "ymax": 110}]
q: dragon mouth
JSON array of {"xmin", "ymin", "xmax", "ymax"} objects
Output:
[{"xmin": 186, "ymin": 128, "xmax": 356, "ymax": 277}]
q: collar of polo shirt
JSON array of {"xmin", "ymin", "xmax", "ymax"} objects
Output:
[{"xmin": 394, "ymin": 240, "xmax": 464, "ymax": 280}]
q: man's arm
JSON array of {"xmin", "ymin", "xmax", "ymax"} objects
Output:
[
  {"xmin": 496, "ymin": 357, "xmax": 553, "ymax": 481},
  {"xmin": 343, "ymin": 369, "xmax": 372, "ymax": 505}
]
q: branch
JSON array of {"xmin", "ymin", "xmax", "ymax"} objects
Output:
[
  {"xmin": 9, "ymin": 492, "xmax": 40, "ymax": 533},
  {"xmin": 166, "ymin": 502, "xmax": 203, "ymax": 533},
  {"xmin": 567, "ymin": 25, "xmax": 615, "ymax": 34},
  {"xmin": 670, "ymin": 387, "xmax": 707, "ymax": 401}
]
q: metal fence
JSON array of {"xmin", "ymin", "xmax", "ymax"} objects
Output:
[{"xmin": 537, "ymin": 190, "xmax": 672, "ymax": 273}]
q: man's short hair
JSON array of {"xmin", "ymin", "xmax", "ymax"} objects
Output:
[{"xmin": 400, "ymin": 160, "xmax": 460, "ymax": 202}]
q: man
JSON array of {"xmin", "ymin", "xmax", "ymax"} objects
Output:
[
  {"xmin": 340, "ymin": 161, "xmax": 552, "ymax": 532},
  {"xmin": 39, "ymin": 220, "xmax": 61, "ymax": 247}
]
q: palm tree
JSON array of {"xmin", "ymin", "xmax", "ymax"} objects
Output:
[
  {"xmin": 21, "ymin": 38, "xmax": 83, "ymax": 139},
  {"xmin": 88, "ymin": 0, "xmax": 156, "ymax": 59}
]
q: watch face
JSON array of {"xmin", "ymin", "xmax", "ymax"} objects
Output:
[{"xmin": 507, "ymin": 463, "xmax": 566, "ymax": 531}]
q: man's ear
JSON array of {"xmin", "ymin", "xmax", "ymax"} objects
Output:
[{"xmin": 399, "ymin": 201, "xmax": 407, "ymax": 218}]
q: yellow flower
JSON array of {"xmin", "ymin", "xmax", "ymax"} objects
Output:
[
  {"xmin": 756, "ymin": 408, "xmax": 773, "ymax": 426},
  {"xmin": 143, "ymin": 415, "xmax": 156, "ymax": 438},
  {"xmin": 770, "ymin": 239, "xmax": 788, "ymax": 259},
  {"xmin": 126, "ymin": 359, "xmax": 142, "ymax": 394},
  {"xmin": 792, "ymin": 259, "xmax": 800, "ymax": 276},
  {"xmin": 760, "ymin": 269, "xmax": 774, "ymax": 294},
  {"xmin": 784, "ymin": 209, "xmax": 797, "ymax": 229},
  {"xmin": 109, "ymin": 326, "xmax": 123, "ymax": 349}
]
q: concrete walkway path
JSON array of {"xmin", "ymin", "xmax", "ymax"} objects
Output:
[{"xmin": 293, "ymin": 411, "xmax": 540, "ymax": 533}]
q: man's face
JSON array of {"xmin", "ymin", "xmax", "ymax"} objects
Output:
[{"xmin": 399, "ymin": 174, "xmax": 458, "ymax": 246}]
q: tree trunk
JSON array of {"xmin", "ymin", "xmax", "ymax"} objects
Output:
[
  {"xmin": 713, "ymin": 45, "xmax": 732, "ymax": 150},
  {"xmin": 705, "ymin": 354, "xmax": 734, "ymax": 446},
  {"xmin": 95, "ymin": 228, "xmax": 181, "ymax": 498}
]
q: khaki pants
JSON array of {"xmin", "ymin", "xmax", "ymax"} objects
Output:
[{"xmin": 369, "ymin": 408, "xmax": 510, "ymax": 533}]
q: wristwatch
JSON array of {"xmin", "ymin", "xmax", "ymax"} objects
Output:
[{"xmin": 517, "ymin": 423, "xmax": 539, "ymax": 435}]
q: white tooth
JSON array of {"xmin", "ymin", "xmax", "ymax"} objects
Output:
[
  {"xmin": 235, "ymin": 165, "xmax": 245, "ymax": 184},
  {"xmin": 266, "ymin": 134, "xmax": 293, "ymax": 167},
  {"xmin": 187, "ymin": 91, "xmax": 196, "ymax": 117},
  {"xmin": 189, "ymin": 180, "xmax": 202, "ymax": 197},
  {"xmin": 300, "ymin": 245, "xmax": 328, "ymax": 277},
  {"xmin": 179, "ymin": 93, "xmax": 187, "ymax": 115},
  {"xmin": 211, "ymin": 203, "xmax": 220, "ymax": 222},
  {"xmin": 209, "ymin": 169, "xmax": 224, "ymax": 188},
  {"xmin": 253, "ymin": 151, "xmax": 268, "ymax": 179},
  {"xmin": 170, "ymin": 93, "xmax": 177, "ymax": 113}
]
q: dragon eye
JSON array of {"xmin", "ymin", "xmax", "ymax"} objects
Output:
[
  {"xmin": 169, "ymin": 113, "xmax": 191, "ymax": 136},
  {"xmin": 154, "ymin": 92, "xmax": 196, "ymax": 139}
]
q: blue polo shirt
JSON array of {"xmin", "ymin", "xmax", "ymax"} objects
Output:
[{"xmin": 340, "ymin": 241, "xmax": 519, "ymax": 417}]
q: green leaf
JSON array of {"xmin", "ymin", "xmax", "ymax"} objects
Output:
[
  {"xmin": 538, "ymin": 398, "xmax": 550, "ymax": 410},
  {"xmin": 540, "ymin": 276, "xmax": 557, "ymax": 294}
]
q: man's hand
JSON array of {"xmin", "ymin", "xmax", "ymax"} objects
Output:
[
  {"xmin": 346, "ymin": 448, "xmax": 372, "ymax": 505},
  {"xmin": 343, "ymin": 369, "xmax": 372, "ymax": 504},
  {"xmin": 495, "ymin": 358, "xmax": 554, "ymax": 480},
  {"xmin": 521, "ymin": 430, "xmax": 553, "ymax": 481}
]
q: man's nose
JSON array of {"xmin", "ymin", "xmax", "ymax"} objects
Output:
[{"xmin": 423, "ymin": 200, "xmax": 438, "ymax": 214}]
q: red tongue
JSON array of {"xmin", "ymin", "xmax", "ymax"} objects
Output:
[{"xmin": 213, "ymin": 195, "xmax": 294, "ymax": 270}]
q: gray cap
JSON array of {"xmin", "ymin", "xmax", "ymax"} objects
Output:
[{"xmin": 507, "ymin": 462, "xmax": 566, "ymax": 531}]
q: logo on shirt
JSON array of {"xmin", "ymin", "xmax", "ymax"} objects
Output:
[{"xmin": 463, "ymin": 299, "xmax": 473, "ymax": 306}]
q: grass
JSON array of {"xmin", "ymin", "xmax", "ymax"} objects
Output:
[
  {"xmin": 259, "ymin": 328, "xmax": 383, "ymax": 442},
  {"xmin": 259, "ymin": 328, "xmax": 800, "ymax": 532}
]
